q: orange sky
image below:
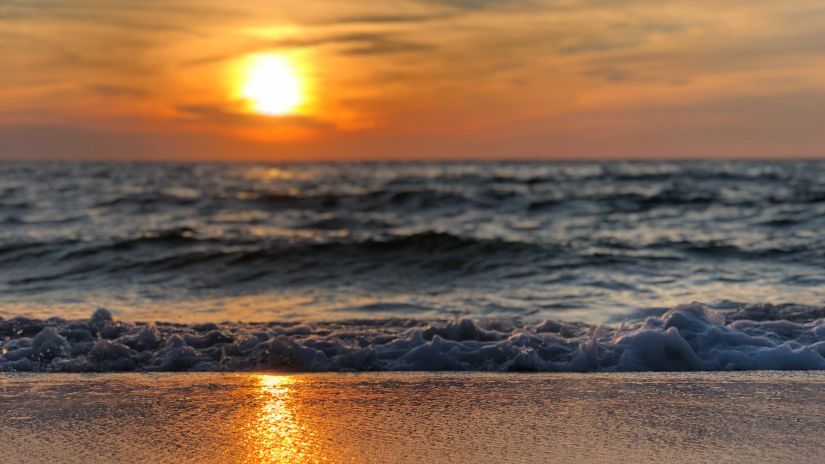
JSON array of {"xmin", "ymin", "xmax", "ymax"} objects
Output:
[{"xmin": 2, "ymin": 0, "xmax": 825, "ymax": 160}]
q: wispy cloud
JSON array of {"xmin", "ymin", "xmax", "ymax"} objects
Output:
[
  {"xmin": 86, "ymin": 84, "xmax": 148, "ymax": 98},
  {"xmin": 0, "ymin": 0, "xmax": 236, "ymax": 34},
  {"xmin": 318, "ymin": 13, "xmax": 451, "ymax": 25},
  {"xmin": 416, "ymin": 0, "xmax": 518, "ymax": 10},
  {"xmin": 175, "ymin": 104, "xmax": 335, "ymax": 130},
  {"xmin": 186, "ymin": 32, "xmax": 434, "ymax": 67},
  {"xmin": 5, "ymin": 0, "xmax": 825, "ymax": 159}
]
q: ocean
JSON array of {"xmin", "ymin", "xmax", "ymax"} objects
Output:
[{"xmin": 2, "ymin": 161, "xmax": 825, "ymax": 371}]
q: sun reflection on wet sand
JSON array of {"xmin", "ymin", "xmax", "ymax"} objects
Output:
[
  {"xmin": 248, "ymin": 375, "xmax": 314, "ymax": 463},
  {"xmin": 2, "ymin": 373, "xmax": 825, "ymax": 463}
]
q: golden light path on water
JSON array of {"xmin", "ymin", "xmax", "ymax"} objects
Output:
[
  {"xmin": 247, "ymin": 375, "xmax": 310, "ymax": 463},
  {"xmin": 2, "ymin": 373, "xmax": 825, "ymax": 463}
]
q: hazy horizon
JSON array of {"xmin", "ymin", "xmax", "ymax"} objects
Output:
[{"xmin": 2, "ymin": 156, "xmax": 825, "ymax": 163}]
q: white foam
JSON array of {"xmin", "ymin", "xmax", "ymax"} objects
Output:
[{"xmin": 2, "ymin": 303, "xmax": 825, "ymax": 372}]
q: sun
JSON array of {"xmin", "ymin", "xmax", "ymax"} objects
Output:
[{"xmin": 240, "ymin": 55, "xmax": 303, "ymax": 116}]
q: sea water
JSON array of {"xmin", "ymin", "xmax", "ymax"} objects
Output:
[{"xmin": 2, "ymin": 161, "xmax": 825, "ymax": 371}]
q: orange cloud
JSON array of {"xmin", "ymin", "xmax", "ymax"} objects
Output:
[{"xmin": 2, "ymin": 0, "xmax": 825, "ymax": 160}]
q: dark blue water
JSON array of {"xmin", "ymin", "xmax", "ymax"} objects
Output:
[{"xmin": 2, "ymin": 161, "xmax": 825, "ymax": 323}]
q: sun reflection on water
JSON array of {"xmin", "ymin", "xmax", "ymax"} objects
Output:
[{"xmin": 249, "ymin": 375, "xmax": 312, "ymax": 463}]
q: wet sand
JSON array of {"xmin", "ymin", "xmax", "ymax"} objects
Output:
[{"xmin": 1, "ymin": 372, "xmax": 823, "ymax": 463}]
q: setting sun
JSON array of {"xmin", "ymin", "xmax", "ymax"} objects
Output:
[{"xmin": 241, "ymin": 55, "xmax": 303, "ymax": 116}]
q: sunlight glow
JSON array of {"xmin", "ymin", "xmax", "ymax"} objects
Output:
[
  {"xmin": 241, "ymin": 55, "xmax": 303, "ymax": 116},
  {"xmin": 250, "ymin": 375, "xmax": 308, "ymax": 462}
]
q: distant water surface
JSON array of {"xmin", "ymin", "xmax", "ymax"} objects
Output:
[{"xmin": 2, "ymin": 161, "xmax": 825, "ymax": 323}]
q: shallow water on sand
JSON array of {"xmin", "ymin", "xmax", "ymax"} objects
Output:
[{"xmin": 1, "ymin": 371, "xmax": 824, "ymax": 463}]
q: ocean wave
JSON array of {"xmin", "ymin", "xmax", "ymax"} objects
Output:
[
  {"xmin": 3, "ymin": 232, "xmax": 549, "ymax": 283},
  {"xmin": 5, "ymin": 162, "xmax": 825, "ymax": 326},
  {"xmin": 94, "ymin": 192, "xmax": 200, "ymax": 209},
  {"xmin": 3, "ymin": 303, "xmax": 825, "ymax": 372},
  {"xmin": 5, "ymin": 227, "xmax": 822, "ymax": 293},
  {"xmin": 254, "ymin": 189, "xmax": 472, "ymax": 211}
]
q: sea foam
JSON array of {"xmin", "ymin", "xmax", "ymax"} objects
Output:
[{"xmin": 2, "ymin": 304, "xmax": 825, "ymax": 372}]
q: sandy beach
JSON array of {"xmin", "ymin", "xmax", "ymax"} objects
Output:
[{"xmin": 2, "ymin": 371, "xmax": 823, "ymax": 463}]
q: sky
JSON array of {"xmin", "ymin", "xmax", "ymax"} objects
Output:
[{"xmin": 2, "ymin": 0, "xmax": 825, "ymax": 161}]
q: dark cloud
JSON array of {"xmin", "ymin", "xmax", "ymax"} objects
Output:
[
  {"xmin": 415, "ymin": 0, "xmax": 537, "ymax": 11},
  {"xmin": 321, "ymin": 13, "xmax": 450, "ymax": 25},
  {"xmin": 559, "ymin": 39, "xmax": 643, "ymax": 55},
  {"xmin": 418, "ymin": 0, "xmax": 502, "ymax": 10},
  {"xmin": 558, "ymin": 21, "xmax": 689, "ymax": 56},
  {"xmin": 272, "ymin": 32, "xmax": 432, "ymax": 53},
  {"xmin": 340, "ymin": 38, "xmax": 434, "ymax": 56},
  {"xmin": 186, "ymin": 32, "xmax": 434, "ymax": 66},
  {"xmin": 0, "ymin": 1, "xmax": 235, "ymax": 35},
  {"xmin": 583, "ymin": 67, "xmax": 631, "ymax": 82},
  {"xmin": 86, "ymin": 84, "xmax": 148, "ymax": 98},
  {"xmin": 175, "ymin": 104, "xmax": 335, "ymax": 130}
]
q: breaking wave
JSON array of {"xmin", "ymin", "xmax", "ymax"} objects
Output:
[{"xmin": 3, "ymin": 303, "xmax": 825, "ymax": 372}]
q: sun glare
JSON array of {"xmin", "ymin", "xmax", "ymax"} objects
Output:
[{"xmin": 241, "ymin": 55, "xmax": 303, "ymax": 116}]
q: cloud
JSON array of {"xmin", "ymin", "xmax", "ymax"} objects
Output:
[
  {"xmin": 86, "ymin": 85, "xmax": 148, "ymax": 98},
  {"xmin": 340, "ymin": 37, "xmax": 434, "ymax": 56},
  {"xmin": 175, "ymin": 104, "xmax": 335, "ymax": 130},
  {"xmin": 319, "ymin": 13, "xmax": 451, "ymax": 25},
  {"xmin": 274, "ymin": 32, "xmax": 434, "ymax": 54},
  {"xmin": 417, "ymin": 0, "xmax": 512, "ymax": 10},
  {"xmin": 0, "ymin": 0, "xmax": 235, "ymax": 35},
  {"xmin": 186, "ymin": 32, "xmax": 434, "ymax": 66},
  {"xmin": 6, "ymin": 0, "xmax": 825, "ymax": 160}
]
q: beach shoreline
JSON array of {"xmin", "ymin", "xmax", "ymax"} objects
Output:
[{"xmin": 2, "ymin": 371, "xmax": 823, "ymax": 463}]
